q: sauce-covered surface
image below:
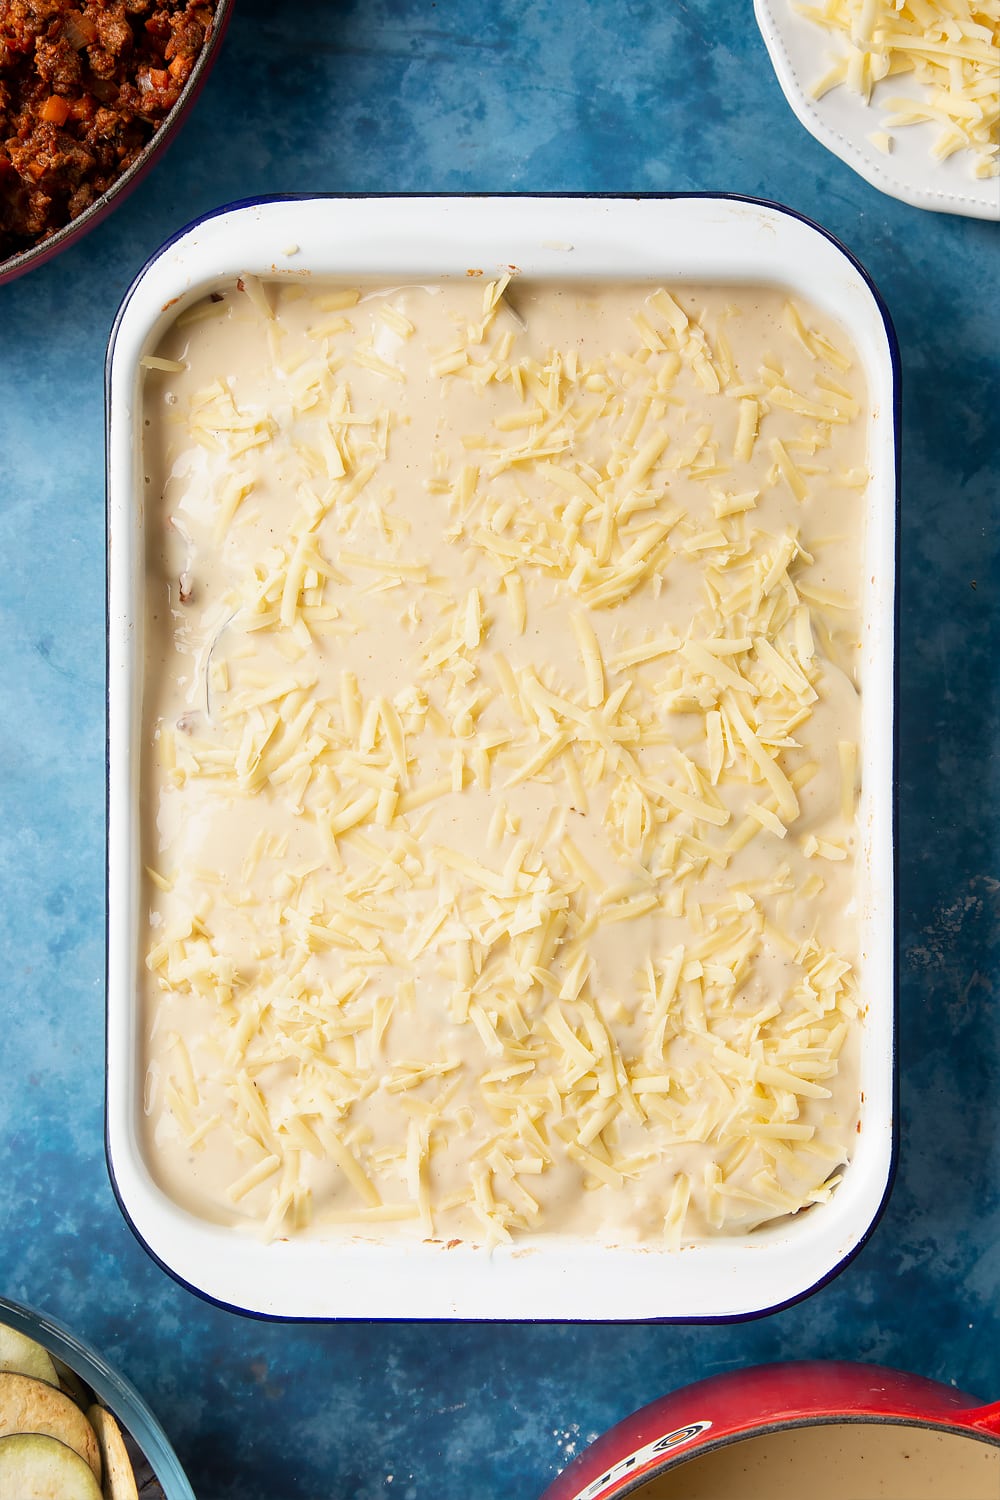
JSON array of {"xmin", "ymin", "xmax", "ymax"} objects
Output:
[
  {"xmin": 637, "ymin": 1421, "xmax": 1000, "ymax": 1499},
  {"xmin": 138, "ymin": 273, "xmax": 869, "ymax": 1247}
]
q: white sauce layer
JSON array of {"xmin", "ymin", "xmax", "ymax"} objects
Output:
[{"xmin": 139, "ymin": 275, "xmax": 868, "ymax": 1246}]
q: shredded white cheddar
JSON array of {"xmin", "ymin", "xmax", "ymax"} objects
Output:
[
  {"xmin": 796, "ymin": 0, "xmax": 1000, "ymax": 178},
  {"xmin": 140, "ymin": 276, "xmax": 868, "ymax": 1251}
]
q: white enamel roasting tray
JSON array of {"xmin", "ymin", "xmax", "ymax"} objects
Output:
[{"xmin": 106, "ymin": 195, "xmax": 899, "ymax": 1321}]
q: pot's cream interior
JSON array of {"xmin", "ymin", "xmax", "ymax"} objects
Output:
[{"xmin": 635, "ymin": 1421, "xmax": 999, "ymax": 1499}]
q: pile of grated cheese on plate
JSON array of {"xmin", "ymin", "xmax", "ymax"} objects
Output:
[
  {"xmin": 139, "ymin": 273, "xmax": 869, "ymax": 1249},
  {"xmin": 796, "ymin": 0, "xmax": 1000, "ymax": 175}
]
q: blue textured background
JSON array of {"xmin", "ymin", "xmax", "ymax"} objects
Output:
[{"xmin": 1, "ymin": 2, "xmax": 997, "ymax": 1497}]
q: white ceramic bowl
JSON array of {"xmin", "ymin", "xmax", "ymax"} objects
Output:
[{"xmin": 106, "ymin": 194, "xmax": 899, "ymax": 1321}]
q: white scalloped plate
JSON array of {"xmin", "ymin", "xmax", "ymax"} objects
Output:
[{"xmin": 755, "ymin": 0, "xmax": 1000, "ymax": 221}]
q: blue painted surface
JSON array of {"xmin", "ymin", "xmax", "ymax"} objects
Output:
[{"xmin": 0, "ymin": 2, "xmax": 997, "ymax": 1497}]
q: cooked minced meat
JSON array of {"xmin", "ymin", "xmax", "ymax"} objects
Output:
[{"xmin": 1, "ymin": 0, "xmax": 216, "ymax": 259}]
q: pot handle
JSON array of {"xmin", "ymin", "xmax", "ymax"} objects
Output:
[{"xmin": 964, "ymin": 1401, "xmax": 1000, "ymax": 1437}]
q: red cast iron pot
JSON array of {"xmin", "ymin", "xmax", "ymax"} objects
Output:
[{"xmin": 542, "ymin": 1361, "xmax": 1000, "ymax": 1500}]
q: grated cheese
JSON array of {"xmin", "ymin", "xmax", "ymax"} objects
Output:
[
  {"xmin": 140, "ymin": 276, "xmax": 868, "ymax": 1251},
  {"xmin": 796, "ymin": 0, "xmax": 1000, "ymax": 178}
]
